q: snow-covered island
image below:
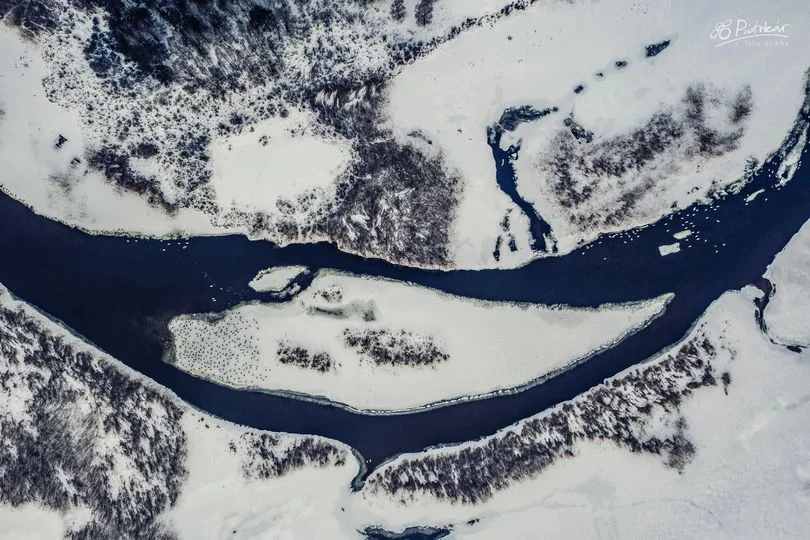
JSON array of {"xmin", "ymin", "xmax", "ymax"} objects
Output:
[{"xmin": 167, "ymin": 271, "xmax": 672, "ymax": 412}]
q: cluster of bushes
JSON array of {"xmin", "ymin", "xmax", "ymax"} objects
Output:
[
  {"xmin": 645, "ymin": 39, "xmax": 671, "ymax": 58},
  {"xmin": 684, "ymin": 84, "xmax": 751, "ymax": 157},
  {"xmin": 88, "ymin": 146, "xmax": 180, "ymax": 212},
  {"xmin": 343, "ymin": 329, "xmax": 449, "ymax": 367},
  {"xmin": 277, "ymin": 341, "xmax": 334, "ymax": 372},
  {"xmin": 314, "ymin": 286, "xmax": 344, "ymax": 304},
  {"xmin": 414, "ymin": 0, "xmax": 436, "ymax": 27},
  {"xmin": 238, "ymin": 433, "xmax": 347, "ymax": 480},
  {"xmin": 0, "ymin": 0, "xmax": 60, "ymax": 38},
  {"xmin": 316, "ymin": 137, "xmax": 463, "ymax": 267},
  {"xmin": 303, "ymin": 72, "xmax": 463, "ymax": 268}
]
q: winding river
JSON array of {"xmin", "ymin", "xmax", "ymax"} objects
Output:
[{"xmin": 0, "ymin": 105, "xmax": 808, "ymax": 472}]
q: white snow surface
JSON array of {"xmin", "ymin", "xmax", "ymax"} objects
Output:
[
  {"xmin": 210, "ymin": 110, "xmax": 352, "ymax": 216},
  {"xmin": 0, "ymin": 505, "xmax": 67, "ymax": 539},
  {"xmin": 168, "ymin": 271, "xmax": 671, "ymax": 412},
  {"xmin": 248, "ymin": 266, "xmax": 308, "ymax": 293},
  {"xmin": 160, "ymin": 413, "xmax": 359, "ymax": 540},
  {"xmin": 764, "ymin": 218, "xmax": 810, "ymax": 345}
]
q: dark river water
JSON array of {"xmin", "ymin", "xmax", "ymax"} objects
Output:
[
  {"xmin": 488, "ymin": 113, "xmax": 557, "ymax": 254},
  {"xmin": 0, "ymin": 109, "xmax": 807, "ymax": 473}
]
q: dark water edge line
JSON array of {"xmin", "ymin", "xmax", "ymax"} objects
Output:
[{"xmin": 0, "ymin": 86, "xmax": 808, "ymax": 475}]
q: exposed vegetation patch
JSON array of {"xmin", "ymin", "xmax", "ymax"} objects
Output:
[
  {"xmin": 390, "ymin": 0, "xmax": 407, "ymax": 23},
  {"xmin": 365, "ymin": 332, "xmax": 733, "ymax": 504},
  {"xmin": 534, "ymin": 84, "xmax": 753, "ymax": 232},
  {"xmin": 645, "ymin": 39, "xmax": 671, "ymax": 57},
  {"xmin": 563, "ymin": 115, "xmax": 594, "ymax": 143},
  {"xmin": 88, "ymin": 145, "xmax": 189, "ymax": 213},
  {"xmin": 364, "ymin": 525, "xmax": 451, "ymax": 539},
  {"xmin": 344, "ymin": 329, "xmax": 449, "ymax": 368},
  {"xmin": 315, "ymin": 286, "xmax": 344, "ymax": 304},
  {"xmin": 0, "ymin": 1, "xmax": 61, "ymax": 38},
  {"xmin": 276, "ymin": 341, "xmax": 334, "ymax": 373},
  {"xmin": 237, "ymin": 432, "xmax": 347, "ymax": 480},
  {"xmin": 303, "ymin": 78, "xmax": 464, "ymax": 266},
  {"xmin": 415, "ymin": 0, "xmax": 437, "ymax": 27},
  {"xmin": 317, "ymin": 138, "xmax": 463, "ymax": 267},
  {"xmin": 0, "ymin": 296, "xmax": 187, "ymax": 538}
]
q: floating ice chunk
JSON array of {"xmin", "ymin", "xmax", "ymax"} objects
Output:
[
  {"xmin": 249, "ymin": 266, "xmax": 308, "ymax": 293},
  {"xmin": 673, "ymin": 230, "xmax": 692, "ymax": 240},
  {"xmin": 745, "ymin": 189, "xmax": 765, "ymax": 203},
  {"xmin": 659, "ymin": 242, "xmax": 681, "ymax": 256}
]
